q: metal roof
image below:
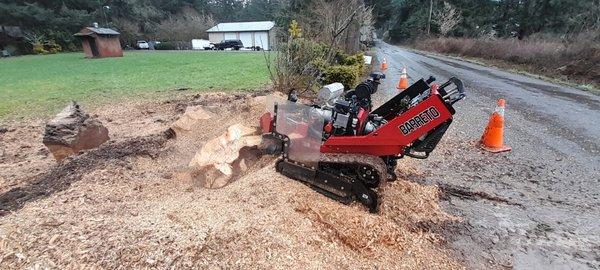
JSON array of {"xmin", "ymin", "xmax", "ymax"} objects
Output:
[
  {"xmin": 74, "ymin": 27, "xmax": 120, "ymax": 36},
  {"xmin": 206, "ymin": 21, "xmax": 275, "ymax": 33}
]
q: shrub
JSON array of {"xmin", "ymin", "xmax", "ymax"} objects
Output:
[
  {"xmin": 345, "ymin": 52, "xmax": 366, "ymax": 75},
  {"xmin": 45, "ymin": 40, "xmax": 62, "ymax": 54},
  {"xmin": 321, "ymin": 50, "xmax": 366, "ymax": 88},
  {"xmin": 66, "ymin": 43, "xmax": 78, "ymax": 52},
  {"xmin": 289, "ymin": 19, "xmax": 303, "ymax": 39},
  {"xmin": 269, "ymin": 38, "xmax": 330, "ymax": 93},
  {"xmin": 322, "ymin": 64, "xmax": 360, "ymax": 89},
  {"xmin": 310, "ymin": 58, "xmax": 329, "ymax": 71},
  {"xmin": 155, "ymin": 42, "xmax": 176, "ymax": 50},
  {"xmin": 32, "ymin": 43, "xmax": 47, "ymax": 54},
  {"xmin": 414, "ymin": 32, "xmax": 600, "ymax": 87},
  {"xmin": 335, "ymin": 51, "xmax": 363, "ymax": 66},
  {"xmin": 23, "ymin": 32, "xmax": 50, "ymax": 55},
  {"xmin": 280, "ymin": 38, "xmax": 329, "ymax": 71},
  {"xmin": 269, "ymin": 31, "xmax": 369, "ymax": 96}
]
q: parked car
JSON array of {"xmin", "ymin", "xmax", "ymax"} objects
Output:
[
  {"xmin": 192, "ymin": 39, "xmax": 214, "ymax": 50},
  {"xmin": 136, "ymin": 40, "xmax": 149, "ymax": 50},
  {"xmin": 214, "ymin": 39, "xmax": 244, "ymax": 50}
]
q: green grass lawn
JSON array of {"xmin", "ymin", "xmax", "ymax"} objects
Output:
[{"xmin": 0, "ymin": 51, "xmax": 271, "ymax": 119}]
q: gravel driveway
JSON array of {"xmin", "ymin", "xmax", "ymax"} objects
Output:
[{"xmin": 374, "ymin": 41, "xmax": 600, "ymax": 269}]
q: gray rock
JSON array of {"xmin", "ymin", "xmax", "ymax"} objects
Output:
[{"xmin": 43, "ymin": 101, "xmax": 109, "ymax": 161}]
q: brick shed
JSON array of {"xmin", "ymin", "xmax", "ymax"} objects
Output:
[{"xmin": 74, "ymin": 27, "xmax": 122, "ymax": 58}]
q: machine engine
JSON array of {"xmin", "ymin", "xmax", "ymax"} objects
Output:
[{"xmin": 314, "ymin": 72, "xmax": 387, "ymax": 137}]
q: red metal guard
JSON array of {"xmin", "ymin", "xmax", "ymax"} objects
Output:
[{"xmin": 321, "ymin": 95, "xmax": 453, "ymax": 156}]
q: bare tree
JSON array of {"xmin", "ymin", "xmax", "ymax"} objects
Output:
[
  {"xmin": 113, "ymin": 19, "xmax": 141, "ymax": 46},
  {"xmin": 427, "ymin": 0, "xmax": 433, "ymax": 35},
  {"xmin": 358, "ymin": 5, "xmax": 375, "ymax": 47},
  {"xmin": 156, "ymin": 9, "xmax": 215, "ymax": 42},
  {"xmin": 434, "ymin": 2, "xmax": 462, "ymax": 37},
  {"xmin": 302, "ymin": 0, "xmax": 368, "ymax": 57}
]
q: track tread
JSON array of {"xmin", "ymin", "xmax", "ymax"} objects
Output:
[{"xmin": 320, "ymin": 153, "xmax": 388, "ymax": 186}]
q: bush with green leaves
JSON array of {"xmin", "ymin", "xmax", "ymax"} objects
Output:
[
  {"xmin": 46, "ymin": 40, "xmax": 62, "ymax": 54},
  {"xmin": 278, "ymin": 38, "xmax": 329, "ymax": 74},
  {"xmin": 267, "ymin": 21, "xmax": 366, "ymax": 95},
  {"xmin": 270, "ymin": 36, "xmax": 367, "ymax": 95},
  {"xmin": 335, "ymin": 51, "xmax": 364, "ymax": 67},
  {"xmin": 269, "ymin": 38, "xmax": 330, "ymax": 93},
  {"xmin": 319, "ymin": 50, "xmax": 366, "ymax": 89},
  {"xmin": 32, "ymin": 43, "xmax": 47, "ymax": 54},
  {"xmin": 66, "ymin": 43, "xmax": 78, "ymax": 52},
  {"xmin": 155, "ymin": 42, "xmax": 176, "ymax": 50},
  {"xmin": 321, "ymin": 64, "xmax": 360, "ymax": 90}
]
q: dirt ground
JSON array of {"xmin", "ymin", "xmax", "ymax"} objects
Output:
[{"xmin": 0, "ymin": 92, "xmax": 465, "ymax": 269}]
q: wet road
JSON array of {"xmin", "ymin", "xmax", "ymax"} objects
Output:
[{"xmin": 374, "ymin": 41, "xmax": 600, "ymax": 269}]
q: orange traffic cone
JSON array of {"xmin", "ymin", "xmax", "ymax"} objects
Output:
[
  {"xmin": 380, "ymin": 58, "xmax": 388, "ymax": 71},
  {"xmin": 396, "ymin": 67, "xmax": 409, "ymax": 90},
  {"xmin": 480, "ymin": 99, "xmax": 511, "ymax": 153}
]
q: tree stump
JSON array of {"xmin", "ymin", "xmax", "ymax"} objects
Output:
[
  {"xmin": 171, "ymin": 106, "xmax": 214, "ymax": 135},
  {"xmin": 43, "ymin": 102, "xmax": 109, "ymax": 161},
  {"xmin": 189, "ymin": 124, "xmax": 263, "ymax": 189}
]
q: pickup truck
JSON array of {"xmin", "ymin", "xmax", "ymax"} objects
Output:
[{"xmin": 214, "ymin": 39, "xmax": 244, "ymax": 50}]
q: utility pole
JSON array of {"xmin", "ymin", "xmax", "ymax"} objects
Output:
[{"xmin": 427, "ymin": 0, "xmax": 433, "ymax": 35}]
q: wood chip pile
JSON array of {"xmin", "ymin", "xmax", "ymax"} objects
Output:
[{"xmin": 0, "ymin": 93, "xmax": 464, "ymax": 269}]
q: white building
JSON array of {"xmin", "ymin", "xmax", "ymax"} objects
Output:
[{"xmin": 206, "ymin": 21, "xmax": 276, "ymax": 50}]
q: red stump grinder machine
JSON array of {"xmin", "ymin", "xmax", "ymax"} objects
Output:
[{"xmin": 259, "ymin": 73, "xmax": 465, "ymax": 212}]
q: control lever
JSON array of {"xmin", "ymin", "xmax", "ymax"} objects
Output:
[{"xmin": 426, "ymin": 76, "xmax": 436, "ymax": 84}]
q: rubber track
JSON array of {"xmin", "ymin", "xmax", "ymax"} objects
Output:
[{"xmin": 319, "ymin": 153, "xmax": 388, "ymax": 186}]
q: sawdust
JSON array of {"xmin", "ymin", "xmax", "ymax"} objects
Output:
[
  {"xmin": 0, "ymin": 134, "xmax": 167, "ymax": 213},
  {"xmin": 0, "ymin": 92, "xmax": 464, "ymax": 269},
  {"xmin": 0, "ymin": 121, "xmax": 54, "ymax": 194}
]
